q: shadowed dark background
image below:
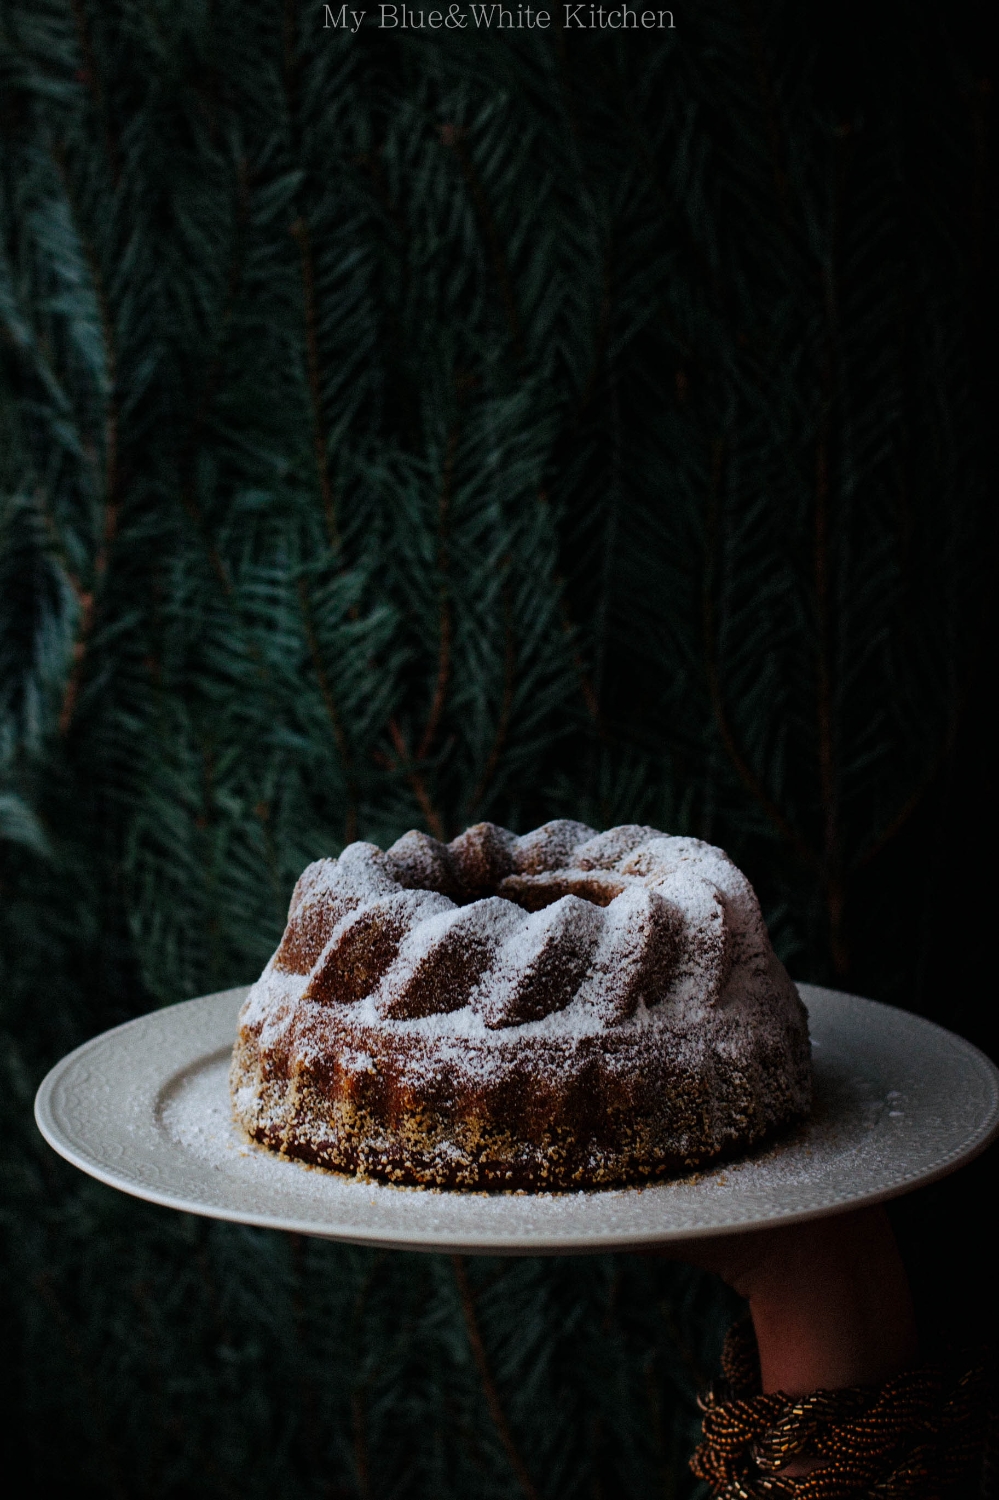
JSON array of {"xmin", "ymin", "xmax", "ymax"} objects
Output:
[{"xmin": 1, "ymin": 2, "xmax": 995, "ymax": 1495}]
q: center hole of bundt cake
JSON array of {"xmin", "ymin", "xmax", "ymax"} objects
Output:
[
  {"xmin": 386, "ymin": 826, "xmax": 627, "ymax": 911},
  {"xmin": 494, "ymin": 872, "xmax": 625, "ymax": 913}
]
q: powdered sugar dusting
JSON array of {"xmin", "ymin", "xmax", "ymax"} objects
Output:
[
  {"xmin": 254, "ymin": 827, "xmax": 795, "ymax": 1045},
  {"xmin": 231, "ymin": 824, "xmax": 812, "ymax": 1189}
]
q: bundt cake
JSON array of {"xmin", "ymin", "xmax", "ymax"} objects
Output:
[{"xmin": 230, "ymin": 821, "xmax": 811, "ymax": 1189}]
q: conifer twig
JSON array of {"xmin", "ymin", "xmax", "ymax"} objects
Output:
[
  {"xmin": 469, "ymin": 580, "xmax": 516, "ymax": 815},
  {"xmin": 49, "ymin": 145, "xmax": 120, "ymax": 735},
  {"xmin": 705, "ymin": 630, "xmax": 817, "ymax": 868},
  {"xmin": 58, "ymin": 584, "xmax": 96, "ymax": 735},
  {"xmin": 813, "ymin": 421, "xmax": 848, "ymax": 974},
  {"xmin": 33, "ymin": 1271, "xmax": 129, "ymax": 1500},
  {"xmin": 439, "ymin": 125, "xmax": 524, "ymax": 360},
  {"xmin": 702, "ymin": 444, "xmax": 816, "ymax": 869},
  {"xmin": 451, "ymin": 1257, "xmax": 541, "ymax": 1500},
  {"xmin": 351, "ymin": 1389, "xmax": 373, "ymax": 1500},
  {"xmin": 284, "ymin": 0, "xmax": 339, "ymax": 552},
  {"xmin": 287, "ymin": 1233, "xmax": 325, "ymax": 1490},
  {"xmin": 178, "ymin": 156, "xmax": 250, "ymax": 598},
  {"xmin": 858, "ymin": 708, "xmax": 963, "ymax": 869},
  {"xmin": 298, "ymin": 578, "xmax": 358, "ymax": 842},
  {"xmin": 291, "ymin": 215, "xmax": 340, "ymax": 551},
  {"xmin": 129, "ymin": 1278, "xmax": 182, "ymax": 1478},
  {"xmin": 387, "ymin": 719, "xmax": 445, "ymax": 839},
  {"xmin": 418, "ymin": 594, "xmax": 452, "ymax": 761},
  {"xmin": 575, "ymin": 244, "xmax": 614, "ymax": 419},
  {"xmin": 418, "ymin": 428, "xmax": 457, "ymax": 759},
  {"xmin": 558, "ymin": 587, "xmax": 604, "ymax": 730},
  {"xmin": 70, "ymin": 0, "xmax": 120, "ymax": 184},
  {"xmin": 547, "ymin": 469, "xmax": 604, "ymax": 731},
  {"xmin": 739, "ymin": 0, "xmax": 791, "ymax": 221},
  {"xmin": 348, "ymin": 1254, "xmax": 386, "ymax": 1500}
]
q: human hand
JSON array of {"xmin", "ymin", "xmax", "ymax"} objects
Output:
[
  {"xmin": 651, "ymin": 1205, "xmax": 918, "ymax": 1479},
  {"xmin": 661, "ymin": 1204, "xmax": 917, "ymax": 1398}
]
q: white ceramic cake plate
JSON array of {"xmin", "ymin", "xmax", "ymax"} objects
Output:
[{"xmin": 34, "ymin": 984, "xmax": 999, "ymax": 1256}]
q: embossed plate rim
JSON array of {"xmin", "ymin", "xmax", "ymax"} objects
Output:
[{"xmin": 34, "ymin": 984, "xmax": 999, "ymax": 1254}]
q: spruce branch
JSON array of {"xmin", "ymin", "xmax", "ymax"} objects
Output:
[
  {"xmin": 703, "ymin": 441, "xmax": 816, "ymax": 868},
  {"xmin": 297, "ymin": 574, "xmax": 358, "ymax": 842},
  {"xmin": 386, "ymin": 717, "xmax": 444, "ymax": 840},
  {"xmin": 468, "ymin": 574, "xmax": 515, "ymax": 815},
  {"xmin": 439, "ymin": 123, "xmax": 524, "ymax": 361},
  {"xmin": 290, "ymin": 214, "xmax": 340, "ymax": 552},
  {"xmin": 46, "ymin": 142, "xmax": 119, "ymax": 734},
  {"xmin": 283, "ymin": 0, "xmax": 340, "ymax": 552},
  {"xmin": 177, "ymin": 479, "xmax": 233, "ymax": 595},
  {"xmin": 561, "ymin": 597, "xmax": 603, "ymax": 730},
  {"xmin": 737, "ymin": 0, "xmax": 792, "ymax": 222},
  {"xmin": 286, "ymin": 1233, "xmax": 328, "ymax": 1492},
  {"xmin": 451, "ymin": 1256, "xmax": 542, "ymax": 1500},
  {"xmin": 347, "ymin": 1251, "xmax": 386, "ymax": 1500},
  {"xmin": 177, "ymin": 155, "xmax": 251, "ymax": 590},
  {"xmin": 857, "ymin": 706, "xmax": 963, "ymax": 870},
  {"xmin": 33, "ymin": 1271, "xmax": 129, "ymax": 1500},
  {"xmin": 69, "ymin": 0, "xmax": 120, "ymax": 186},
  {"xmin": 417, "ymin": 424, "xmax": 456, "ymax": 761},
  {"xmin": 350, "ymin": 1388, "xmax": 373, "ymax": 1500}
]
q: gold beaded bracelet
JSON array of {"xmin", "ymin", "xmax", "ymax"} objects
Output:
[{"xmin": 689, "ymin": 1321, "xmax": 989, "ymax": 1499}]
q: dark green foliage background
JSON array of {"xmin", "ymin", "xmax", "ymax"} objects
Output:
[{"xmin": 1, "ymin": 2, "xmax": 994, "ymax": 1496}]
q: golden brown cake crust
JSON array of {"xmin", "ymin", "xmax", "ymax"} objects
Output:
[{"xmin": 231, "ymin": 822, "xmax": 812, "ymax": 1190}]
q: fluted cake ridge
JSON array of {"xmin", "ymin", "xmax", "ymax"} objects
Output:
[{"xmin": 231, "ymin": 821, "xmax": 812, "ymax": 1189}]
